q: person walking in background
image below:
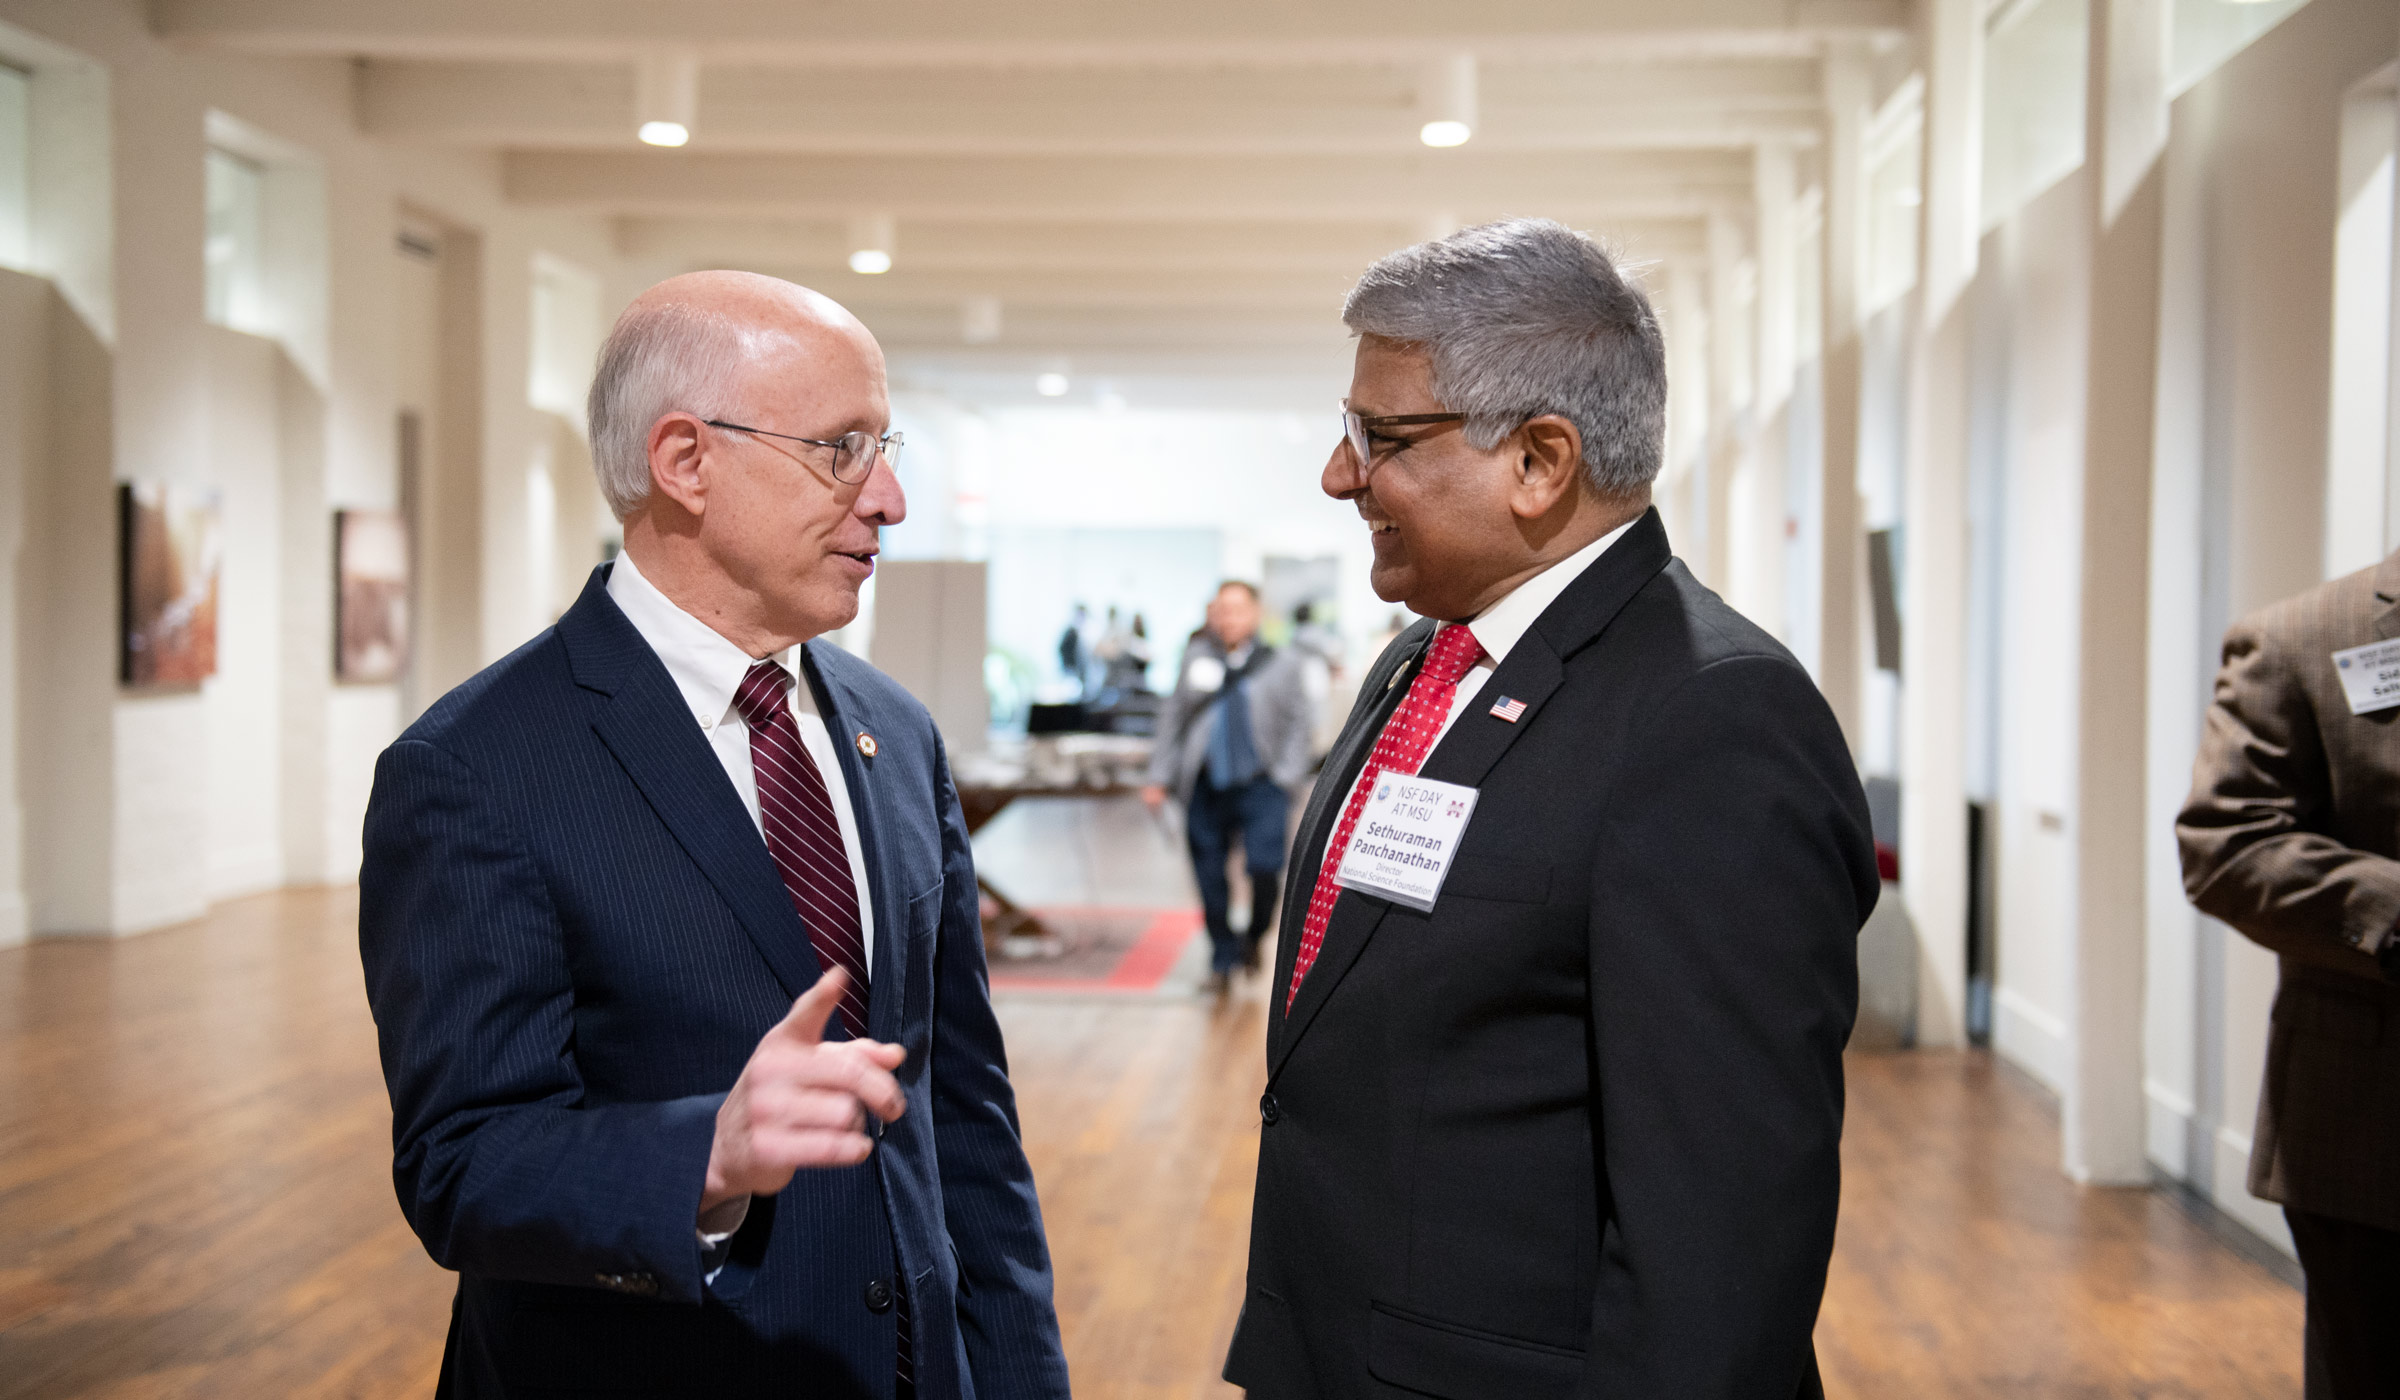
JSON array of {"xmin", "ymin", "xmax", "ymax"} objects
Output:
[
  {"xmin": 1226, "ymin": 219, "xmax": 1875, "ymax": 1399},
  {"xmin": 1057, "ymin": 603, "xmax": 1087, "ymax": 697},
  {"xmin": 2178, "ymin": 549, "xmax": 2400, "ymax": 1400},
  {"xmin": 358, "ymin": 271, "xmax": 1069, "ymax": 1399},
  {"xmin": 1144, "ymin": 581, "xmax": 1314, "ymax": 989},
  {"xmin": 1106, "ymin": 612, "xmax": 1154, "ymax": 695}
]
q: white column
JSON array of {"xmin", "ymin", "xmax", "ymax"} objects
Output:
[
  {"xmin": 2387, "ymin": 24, "xmax": 2400, "ymax": 554},
  {"xmin": 1663, "ymin": 259, "xmax": 1712, "ymax": 559},
  {"xmin": 2065, "ymin": 0, "xmax": 2170, "ymax": 1185},
  {"xmin": 1899, "ymin": 0, "xmax": 1983, "ymax": 1048},
  {"xmin": 1704, "ymin": 212, "xmax": 1749, "ymax": 597},
  {"xmin": 1734, "ymin": 144, "xmax": 1800, "ymax": 638},
  {"xmin": 1817, "ymin": 45, "xmax": 1872, "ymax": 752}
]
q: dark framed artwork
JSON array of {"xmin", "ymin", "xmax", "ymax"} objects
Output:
[
  {"xmin": 335, "ymin": 508, "xmax": 411, "ymax": 683},
  {"xmin": 119, "ymin": 481, "xmax": 222, "ymax": 688}
]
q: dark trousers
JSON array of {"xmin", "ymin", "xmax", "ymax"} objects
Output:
[
  {"xmin": 1186, "ymin": 776, "xmax": 1289, "ymax": 975},
  {"xmin": 2287, "ymin": 1207, "xmax": 2400, "ymax": 1399}
]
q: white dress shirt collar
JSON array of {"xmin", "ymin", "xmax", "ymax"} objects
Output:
[
  {"xmin": 606, "ymin": 549, "xmax": 800, "ymax": 729},
  {"xmin": 1444, "ymin": 515, "xmax": 1638, "ymax": 664}
]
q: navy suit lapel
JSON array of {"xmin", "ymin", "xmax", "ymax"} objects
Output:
[
  {"xmin": 559, "ymin": 567, "xmax": 827, "ymax": 1006},
  {"xmin": 803, "ymin": 642, "xmax": 909, "ymax": 1045}
]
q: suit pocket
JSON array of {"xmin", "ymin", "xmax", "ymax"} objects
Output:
[
  {"xmin": 1367, "ymin": 1300, "xmax": 1582, "ymax": 1400},
  {"xmin": 1440, "ymin": 856, "xmax": 1551, "ymax": 905},
  {"xmin": 2273, "ymin": 980, "xmax": 2385, "ymax": 1047},
  {"xmin": 493, "ymin": 1283, "xmax": 716, "ymax": 1392}
]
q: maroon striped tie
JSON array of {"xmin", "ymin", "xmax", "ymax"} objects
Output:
[{"xmin": 734, "ymin": 660, "xmax": 871, "ymax": 1039}]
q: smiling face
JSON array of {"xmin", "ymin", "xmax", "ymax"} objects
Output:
[{"xmin": 1326, "ymin": 335, "xmax": 1587, "ymax": 621}]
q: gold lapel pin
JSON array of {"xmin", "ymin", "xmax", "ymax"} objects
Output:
[{"xmin": 856, "ymin": 732, "xmax": 879, "ymax": 758}]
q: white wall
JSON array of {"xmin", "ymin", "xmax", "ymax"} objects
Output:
[
  {"xmin": 2135, "ymin": 0, "xmax": 2400, "ymax": 1252},
  {"xmin": 200, "ymin": 325, "xmax": 285, "ymax": 898},
  {"xmin": 0, "ymin": 0, "xmax": 627, "ymax": 929},
  {"xmin": 1986, "ymin": 168, "xmax": 2091, "ymax": 1094}
]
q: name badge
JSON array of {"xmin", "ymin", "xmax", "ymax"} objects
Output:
[
  {"xmin": 1334, "ymin": 773, "xmax": 1479, "ymax": 913},
  {"xmin": 1185, "ymin": 656, "xmax": 1226, "ymax": 692},
  {"xmin": 2332, "ymin": 639, "xmax": 2400, "ymax": 715}
]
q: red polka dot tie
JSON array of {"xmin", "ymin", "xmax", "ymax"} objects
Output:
[{"xmin": 1287, "ymin": 623, "xmax": 1484, "ymax": 1009}]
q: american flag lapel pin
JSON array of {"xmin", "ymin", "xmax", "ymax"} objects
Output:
[{"xmin": 1489, "ymin": 696, "xmax": 1528, "ymax": 723}]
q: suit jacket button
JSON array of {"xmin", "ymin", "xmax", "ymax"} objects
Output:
[
  {"xmin": 864, "ymin": 1278, "xmax": 895, "ymax": 1314},
  {"xmin": 1259, "ymin": 1092, "xmax": 1281, "ymax": 1125}
]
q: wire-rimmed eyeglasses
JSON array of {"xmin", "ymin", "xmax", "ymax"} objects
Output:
[{"xmin": 702, "ymin": 418, "xmax": 905, "ymax": 484}]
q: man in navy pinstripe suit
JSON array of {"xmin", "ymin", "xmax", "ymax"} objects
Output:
[{"xmin": 360, "ymin": 271, "xmax": 1070, "ymax": 1399}]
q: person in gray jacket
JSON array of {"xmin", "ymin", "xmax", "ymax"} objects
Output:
[{"xmin": 1144, "ymin": 581, "xmax": 1316, "ymax": 985}]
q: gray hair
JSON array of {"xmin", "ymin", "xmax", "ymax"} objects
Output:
[
  {"xmin": 585, "ymin": 300, "xmax": 753, "ymax": 519},
  {"xmin": 1342, "ymin": 217, "xmax": 1666, "ymax": 495}
]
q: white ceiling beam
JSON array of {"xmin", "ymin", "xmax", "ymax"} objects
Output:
[
  {"xmin": 358, "ymin": 58, "xmax": 1823, "ymax": 155},
  {"xmin": 157, "ymin": 0, "xmax": 1907, "ymax": 64},
  {"xmin": 506, "ymin": 149, "xmax": 1753, "ymax": 221},
  {"xmin": 614, "ymin": 215, "xmax": 1706, "ymax": 273},
  {"xmin": 848, "ymin": 302, "xmax": 1356, "ymax": 353},
  {"xmin": 744, "ymin": 265, "xmax": 1368, "ymax": 314}
]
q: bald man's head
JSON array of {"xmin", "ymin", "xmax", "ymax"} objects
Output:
[
  {"xmin": 588, "ymin": 270, "xmax": 882, "ymax": 519},
  {"xmin": 586, "ymin": 269, "xmax": 903, "ymax": 653}
]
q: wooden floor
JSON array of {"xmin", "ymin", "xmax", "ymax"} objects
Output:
[{"xmin": 0, "ymin": 883, "xmax": 2303, "ymax": 1398}]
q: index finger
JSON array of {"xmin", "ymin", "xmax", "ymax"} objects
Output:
[{"xmin": 769, "ymin": 969, "xmax": 849, "ymax": 1048}]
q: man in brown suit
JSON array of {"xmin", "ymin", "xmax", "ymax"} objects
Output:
[{"xmin": 2178, "ymin": 551, "xmax": 2400, "ymax": 1400}]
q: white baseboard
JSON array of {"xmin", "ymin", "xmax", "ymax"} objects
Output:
[
  {"xmin": 1994, "ymin": 986, "xmax": 2068, "ymax": 1094},
  {"xmin": 2145, "ymin": 1079, "xmax": 2195, "ymax": 1180},
  {"xmin": 2211, "ymin": 1125, "xmax": 2295, "ymax": 1257},
  {"xmin": 0, "ymin": 891, "xmax": 24, "ymax": 949}
]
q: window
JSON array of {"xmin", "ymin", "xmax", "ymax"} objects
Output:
[
  {"xmin": 2171, "ymin": 0, "xmax": 2312, "ymax": 98},
  {"xmin": 2322, "ymin": 69, "xmax": 2397, "ymax": 579},
  {"xmin": 0, "ymin": 61, "xmax": 28, "ymax": 271},
  {"xmin": 1865, "ymin": 77, "xmax": 1924, "ymax": 317},
  {"xmin": 527, "ymin": 253, "xmax": 601, "ymax": 419},
  {"xmin": 1982, "ymin": 0, "xmax": 2089, "ymax": 232},
  {"xmin": 204, "ymin": 145, "xmax": 264, "ymax": 330}
]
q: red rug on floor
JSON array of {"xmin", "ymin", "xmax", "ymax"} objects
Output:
[{"xmin": 986, "ymin": 906, "xmax": 1204, "ymax": 993}]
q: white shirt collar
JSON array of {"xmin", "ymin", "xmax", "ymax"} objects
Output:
[
  {"xmin": 1443, "ymin": 516, "xmax": 1638, "ymax": 666},
  {"xmin": 605, "ymin": 549, "xmax": 799, "ymax": 729}
]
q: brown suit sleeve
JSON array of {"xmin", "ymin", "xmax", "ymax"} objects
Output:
[{"xmin": 2176, "ymin": 619, "xmax": 2400, "ymax": 971}]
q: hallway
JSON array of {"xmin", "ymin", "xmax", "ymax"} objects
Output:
[{"xmin": 0, "ymin": 870, "xmax": 2301, "ymax": 1398}]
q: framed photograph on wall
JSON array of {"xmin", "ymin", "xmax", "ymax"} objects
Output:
[
  {"xmin": 119, "ymin": 481, "xmax": 222, "ymax": 688},
  {"xmin": 335, "ymin": 508, "xmax": 411, "ymax": 684}
]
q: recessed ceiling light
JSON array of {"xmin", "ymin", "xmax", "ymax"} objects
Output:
[
  {"xmin": 848, "ymin": 214, "xmax": 896, "ymax": 276},
  {"xmin": 1035, "ymin": 372, "xmax": 1070, "ymax": 397},
  {"xmin": 1418, "ymin": 55, "xmax": 1477, "ymax": 148},
  {"xmin": 634, "ymin": 50, "xmax": 699, "ymax": 146}
]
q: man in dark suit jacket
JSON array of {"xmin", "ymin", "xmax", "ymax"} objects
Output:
[
  {"xmin": 1224, "ymin": 219, "xmax": 1876, "ymax": 1400},
  {"xmin": 2178, "ymin": 551, "xmax": 2400, "ymax": 1398},
  {"xmin": 360, "ymin": 272, "xmax": 1069, "ymax": 1399}
]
